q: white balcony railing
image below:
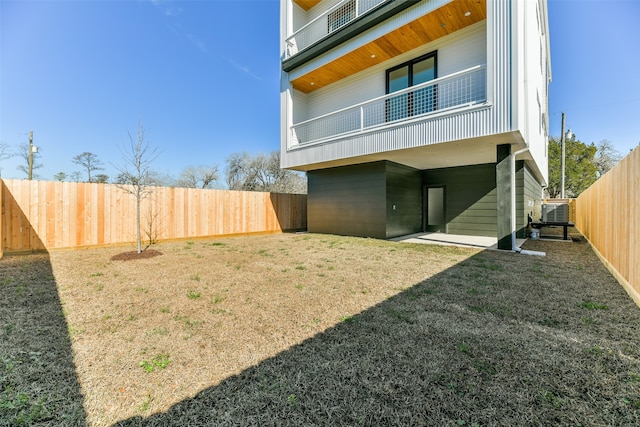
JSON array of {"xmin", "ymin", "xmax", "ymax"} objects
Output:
[
  {"xmin": 286, "ymin": 0, "xmax": 388, "ymax": 58},
  {"xmin": 291, "ymin": 66, "xmax": 487, "ymax": 146}
]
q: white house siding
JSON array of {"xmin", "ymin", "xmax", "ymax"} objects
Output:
[
  {"xmin": 281, "ymin": 105, "xmax": 495, "ymax": 169},
  {"xmin": 518, "ymin": 0, "xmax": 549, "ymax": 184},
  {"xmin": 304, "ymin": 21, "xmax": 487, "ymax": 121},
  {"xmin": 292, "ymin": 89, "xmax": 308, "ymax": 124},
  {"xmin": 292, "ymin": 2, "xmax": 307, "ymax": 33},
  {"xmin": 485, "ymin": 0, "xmax": 512, "ymax": 138}
]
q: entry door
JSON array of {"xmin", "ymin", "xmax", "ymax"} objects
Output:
[{"xmin": 425, "ymin": 186, "xmax": 445, "ymax": 232}]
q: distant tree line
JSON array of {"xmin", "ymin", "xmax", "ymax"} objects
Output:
[{"xmin": 22, "ymin": 147, "xmax": 307, "ymax": 194}]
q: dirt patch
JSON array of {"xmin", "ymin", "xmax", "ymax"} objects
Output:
[
  {"xmin": 2, "ymin": 230, "xmax": 639, "ymax": 426},
  {"xmin": 111, "ymin": 249, "xmax": 163, "ymax": 261}
]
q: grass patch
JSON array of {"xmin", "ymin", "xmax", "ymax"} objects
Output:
[
  {"xmin": 139, "ymin": 354, "xmax": 171, "ymax": 373},
  {"xmin": 138, "ymin": 395, "xmax": 154, "ymax": 412},
  {"xmin": 0, "ymin": 389, "xmax": 50, "ymax": 425},
  {"xmin": 580, "ymin": 301, "xmax": 608, "ymax": 310},
  {"xmin": 186, "ymin": 290, "xmax": 201, "ymax": 300},
  {"xmin": 457, "ymin": 343, "xmax": 472, "ymax": 355}
]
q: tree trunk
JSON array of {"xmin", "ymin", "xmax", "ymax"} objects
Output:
[{"xmin": 136, "ymin": 188, "xmax": 142, "ymax": 253}]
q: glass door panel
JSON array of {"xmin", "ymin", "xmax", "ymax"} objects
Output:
[
  {"xmin": 412, "ymin": 56, "xmax": 436, "ymax": 115},
  {"xmin": 386, "ymin": 66, "xmax": 409, "ymax": 121}
]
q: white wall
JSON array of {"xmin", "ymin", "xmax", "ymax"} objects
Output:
[
  {"xmin": 292, "ymin": 2, "xmax": 307, "ymax": 33},
  {"xmin": 514, "ymin": 0, "xmax": 550, "ymax": 184}
]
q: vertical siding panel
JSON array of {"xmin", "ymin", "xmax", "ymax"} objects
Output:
[
  {"xmin": 0, "ymin": 180, "xmax": 4, "ymax": 257},
  {"xmin": 45, "ymin": 181, "xmax": 56, "ymax": 248},
  {"xmin": 54, "ymin": 182, "xmax": 67, "ymax": 248},
  {"xmin": 32, "ymin": 181, "xmax": 43, "ymax": 250},
  {"xmin": 21, "ymin": 180, "xmax": 30, "ymax": 251},
  {"xmin": 0, "ymin": 180, "xmax": 4, "ymax": 256},
  {"xmin": 224, "ymin": 192, "xmax": 232, "ymax": 234},
  {"xmin": 90, "ymin": 183, "xmax": 98, "ymax": 246},
  {"xmin": 10, "ymin": 181, "xmax": 20, "ymax": 251},
  {"xmin": 97, "ymin": 184, "xmax": 105, "ymax": 245},
  {"xmin": 176, "ymin": 188, "xmax": 184, "ymax": 239},
  {"xmin": 114, "ymin": 186, "xmax": 123, "ymax": 245},
  {"xmin": 631, "ymin": 148, "xmax": 640, "ymax": 291},
  {"xmin": 68, "ymin": 182, "xmax": 78, "ymax": 248}
]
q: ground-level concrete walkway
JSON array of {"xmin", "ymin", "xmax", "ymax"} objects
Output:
[{"xmin": 390, "ymin": 232, "xmax": 527, "ymax": 250}]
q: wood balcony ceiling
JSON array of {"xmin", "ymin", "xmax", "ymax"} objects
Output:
[
  {"xmin": 294, "ymin": 0, "xmax": 322, "ymax": 11},
  {"xmin": 291, "ymin": 0, "xmax": 486, "ymax": 93}
]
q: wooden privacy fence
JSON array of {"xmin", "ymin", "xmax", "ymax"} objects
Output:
[
  {"xmin": 0, "ymin": 179, "xmax": 307, "ymax": 256},
  {"xmin": 575, "ymin": 145, "xmax": 640, "ymax": 305}
]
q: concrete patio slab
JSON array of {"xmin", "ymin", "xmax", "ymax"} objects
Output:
[{"xmin": 390, "ymin": 232, "xmax": 528, "ymax": 251}]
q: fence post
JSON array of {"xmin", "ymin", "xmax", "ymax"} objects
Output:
[{"xmin": 0, "ymin": 179, "xmax": 4, "ymax": 259}]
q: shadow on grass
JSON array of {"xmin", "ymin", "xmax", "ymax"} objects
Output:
[
  {"xmin": 0, "ymin": 254, "xmax": 86, "ymax": 426},
  {"xmin": 114, "ymin": 236, "xmax": 640, "ymax": 426}
]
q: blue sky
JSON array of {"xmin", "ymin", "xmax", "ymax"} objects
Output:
[{"xmin": 1, "ymin": 0, "xmax": 639, "ymax": 181}]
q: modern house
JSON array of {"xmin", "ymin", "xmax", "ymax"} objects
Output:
[{"xmin": 280, "ymin": 0, "xmax": 551, "ymax": 250}]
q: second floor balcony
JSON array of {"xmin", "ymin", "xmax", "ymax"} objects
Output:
[
  {"xmin": 286, "ymin": 0, "xmax": 389, "ymax": 59},
  {"xmin": 290, "ymin": 65, "xmax": 487, "ymax": 147}
]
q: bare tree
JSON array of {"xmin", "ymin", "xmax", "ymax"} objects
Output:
[
  {"xmin": 113, "ymin": 120, "xmax": 161, "ymax": 253},
  {"xmin": 72, "ymin": 151, "xmax": 104, "ymax": 182},
  {"xmin": 176, "ymin": 165, "xmax": 220, "ymax": 189},
  {"xmin": 593, "ymin": 139, "xmax": 622, "ymax": 177},
  {"xmin": 70, "ymin": 171, "xmax": 82, "ymax": 182},
  {"xmin": 225, "ymin": 151, "xmax": 306, "ymax": 193},
  {"xmin": 16, "ymin": 142, "xmax": 43, "ymax": 179},
  {"xmin": 0, "ymin": 141, "xmax": 12, "ymax": 177}
]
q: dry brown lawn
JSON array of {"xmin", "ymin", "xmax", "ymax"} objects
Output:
[{"xmin": 1, "ymin": 230, "xmax": 640, "ymax": 426}]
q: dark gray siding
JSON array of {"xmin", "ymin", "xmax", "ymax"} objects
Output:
[
  {"xmin": 423, "ymin": 164, "xmax": 497, "ymax": 237},
  {"xmin": 307, "ymin": 162, "xmax": 387, "ymax": 239},
  {"xmin": 517, "ymin": 161, "xmax": 543, "ymax": 237},
  {"xmin": 385, "ymin": 163, "xmax": 422, "ymax": 238},
  {"xmin": 308, "ymin": 161, "xmax": 522, "ymax": 240}
]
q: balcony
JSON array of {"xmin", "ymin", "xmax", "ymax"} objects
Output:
[
  {"xmin": 286, "ymin": 0, "xmax": 389, "ymax": 59},
  {"xmin": 290, "ymin": 66, "xmax": 487, "ymax": 147}
]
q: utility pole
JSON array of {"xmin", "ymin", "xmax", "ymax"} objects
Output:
[
  {"xmin": 27, "ymin": 131, "xmax": 39, "ymax": 180},
  {"xmin": 28, "ymin": 131, "xmax": 34, "ymax": 180},
  {"xmin": 560, "ymin": 113, "xmax": 566, "ymax": 199}
]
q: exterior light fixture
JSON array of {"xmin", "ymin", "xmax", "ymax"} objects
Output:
[
  {"xmin": 370, "ymin": 54, "xmax": 376, "ymax": 58},
  {"xmin": 465, "ymin": 11, "xmax": 471, "ymax": 17}
]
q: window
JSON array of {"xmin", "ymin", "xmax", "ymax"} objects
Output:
[
  {"xmin": 385, "ymin": 52, "xmax": 437, "ymax": 122},
  {"xmin": 328, "ymin": 0, "xmax": 356, "ymax": 33}
]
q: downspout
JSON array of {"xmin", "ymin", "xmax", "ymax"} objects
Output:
[{"xmin": 511, "ymin": 146, "xmax": 528, "ymax": 252}]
